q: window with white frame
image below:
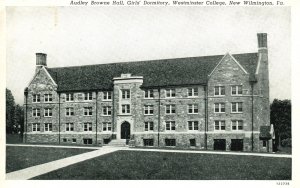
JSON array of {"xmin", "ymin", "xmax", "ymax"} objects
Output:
[
  {"xmin": 32, "ymin": 108, "xmax": 40, "ymax": 117},
  {"xmin": 103, "ymin": 106, "xmax": 112, "ymax": 116},
  {"xmin": 83, "ymin": 123, "xmax": 92, "ymax": 131},
  {"xmin": 214, "ymin": 103, "xmax": 225, "ymax": 113},
  {"xmin": 44, "ymin": 94, "xmax": 53, "ymax": 102},
  {"xmin": 231, "ymin": 102, "xmax": 243, "ymax": 113},
  {"xmin": 166, "ymin": 89, "xmax": 175, "ymax": 98},
  {"xmin": 66, "ymin": 107, "xmax": 74, "ymax": 116},
  {"xmin": 188, "ymin": 88, "xmax": 198, "ymax": 97},
  {"xmin": 166, "ymin": 104, "xmax": 176, "ymax": 114},
  {"xmin": 102, "ymin": 122, "xmax": 112, "ymax": 132},
  {"xmin": 214, "ymin": 86, "xmax": 225, "ymax": 96},
  {"xmin": 66, "ymin": 93, "xmax": 74, "ymax": 102},
  {"xmin": 166, "ymin": 121, "xmax": 176, "ymax": 131},
  {"xmin": 145, "ymin": 122, "xmax": 154, "ymax": 131},
  {"xmin": 231, "ymin": 85, "xmax": 243, "ymax": 95},
  {"xmin": 103, "ymin": 91, "xmax": 112, "ymax": 101},
  {"xmin": 84, "ymin": 92, "xmax": 93, "ymax": 101},
  {"xmin": 84, "ymin": 107, "xmax": 93, "ymax": 116},
  {"xmin": 32, "ymin": 123, "xmax": 40, "ymax": 132},
  {"xmin": 33, "ymin": 94, "xmax": 40, "ymax": 103},
  {"xmin": 231, "ymin": 120, "xmax": 243, "ymax": 130},
  {"xmin": 144, "ymin": 105, "xmax": 154, "ymax": 115},
  {"xmin": 44, "ymin": 108, "xmax": 52, "ymax": 117},
  {"xmin": 214, "ymin": 120, "xmax": 225, "ymax": 131},
  {"xmin": 44, "ymin": 123, "xmax": 52, "ymax": 132},
  {"xmin": 144, "ymin": 89, "xmax": 154, "ymax": 99},
  {"xmin": 188, "ymin": 104, "xmax": 198, "ymax": 114},
  {"xmin": 66, "ymin": 123, "xmax": 74, "ymax": 131},
  {"xmin": 121, "ymin": 104, "xmax": 130, "ymax": 114},
  {"xmin": 121, "ymin": 89, "xmax": 130, "ymax": 99},
  {"xmin": 188, "ymin": 121, "xmax": 199, "ymax": 131}
]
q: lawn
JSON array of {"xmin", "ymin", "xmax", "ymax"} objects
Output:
[
  {"xmin": 33, "ymin": 150, "xmax": 291, "ymax": 180},
  {"xmin": 6, "ymin": 134, "xmax": 23, "ymax": 144},
  {"xmin": 6, "ymin": 146, "xmax": 94, "ymax": 173}
]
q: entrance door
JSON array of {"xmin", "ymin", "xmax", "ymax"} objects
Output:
[
  {"xmin": 231, "ymin": 139, "xmax": 243, "ymax": 151},
  {"xmin": 121, "ymin": 122, "xmax": 130, "ymax": 139},
  {"xmin": 214, "ymin": 139, "xmax": 226, "ymax": 150}
]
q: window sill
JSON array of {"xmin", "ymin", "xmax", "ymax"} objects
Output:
[
  {"xmin": 144, "ymin": 114, "xmax": 154, "ymax": 116},
  {"xmin": 214, "ymin": 112, "xmax": 225, "ymax": 114},
  {"xmin": 231, "ymin": 112, "xmax": 243, "ymax": 114},
  {"xmin": 188, "ymin": 113, "xmax": 199, "ymax": 115},
  {"xmin": 102, "ymin": 100, "xmax": 112, "ymax": 102}
]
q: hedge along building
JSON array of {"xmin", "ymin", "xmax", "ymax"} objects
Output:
[{"xmin": 23, "ymin": 33, "xmax": 275, "ymax": 152}]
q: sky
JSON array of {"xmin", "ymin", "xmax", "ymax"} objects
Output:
[{"xmin": 6, "ymin": 6, "xmax": 291, "ymax": 105}]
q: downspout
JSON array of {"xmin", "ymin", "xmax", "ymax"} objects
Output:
[
  {"xmin": 58, "ymin": 93, "xmax": 61, "ymax": 144},
  {"xmin": 112, "ymin": 90, "xmax": 115, "ymax": 139},
  {"xmin": 204, "ymin": 85, "xmax": 208, "ymax": 150},
  {"xmin": 158, "ymin": 88, "xmax": 161, "ymax": 147},
  {"xmin": 24, "ymin": 90, "xmax": 28, "ymax": 143},
  {"xmin": 251, "ymin": 83, "xmax": 254, "ymax": 152},
  {"xmin": 95, "ymin": 91, "xmax": 98, "ymax": 145}
]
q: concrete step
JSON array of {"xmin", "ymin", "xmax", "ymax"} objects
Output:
[{"xmin": 106, "ymin": 139, "xmax": 128, "ymax": 147}]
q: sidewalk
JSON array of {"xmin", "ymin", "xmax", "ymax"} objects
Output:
[{"xmin": 6, "ymin": 147, "xmax": 121, "ymax": 180}]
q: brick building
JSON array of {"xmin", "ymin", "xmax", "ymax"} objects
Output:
[{"xmin": 23, "ymin": 33, "xmax": 274, "ymax": 152}]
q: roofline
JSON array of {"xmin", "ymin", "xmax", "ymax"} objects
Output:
[
  {"xmin": 46, "ymin": 52, "xmax": 258, "ymax": 70},
  {"xmin": 27, "ymin": 66, "xmax": 57, "ymax": 87}
]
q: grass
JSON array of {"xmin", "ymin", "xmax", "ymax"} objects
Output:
[
  {"xmin": 6, "ymin": 146, "xmax": 94, "ymax": 173},
  {"xmin": 33, "ymin": 150, "xmax": 291, "ymax": 180}
]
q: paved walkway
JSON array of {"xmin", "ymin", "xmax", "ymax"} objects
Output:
[
  {"xmin": 6, "ymin": 147, "xmax": 120, "ymax": 180},
  {"xmin": 6, "ymin": 144, "xmax": 291, "ymax": 180}
]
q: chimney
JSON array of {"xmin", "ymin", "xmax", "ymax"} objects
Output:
[
  {"xmin": 257, "ymin": 33, "xmax": 267, "ymax": 50},
  {"xmin": 35, "ymin": 53, "xmax": 47, "ymax": 73}
]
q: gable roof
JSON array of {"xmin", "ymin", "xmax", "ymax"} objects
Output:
[{"xmin": 47, "ymin": 53, "xmax": 258, "ymax": 92}]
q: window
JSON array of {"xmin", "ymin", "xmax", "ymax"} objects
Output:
[
  {"xmin": 231, "ymin": 102, "xmax": 243, "ymax": 113},
  {"xmin": 166, "ymin": 89, "xmax": 175, "ymax": 98},
  {"xmin": 166, "ymin": 121, "xmax": 176, "ymax": 131},
  {"xmin": 84, "ymin": 107, "xmax": 93, "ymax": 116},
  {"xmin": 190, "ymin": 139, "xmax": 196, "ymax": 147},
  {"xmin": 144, "ymin": 90, "xmax": 154, "ymax": 98},
  {"xmin": 263, "ymin": 140, "xmax": 267, "ymax": 147},
  {"xmin": 188, "ymin": 121, "xmax": 199, "ymax": 131},
  {"xmin": 84, "ymin": 92, "xmax": 92, "ymax": 101},
  {"xmin": 63, "ymin": 138, "xmax": 67, "ymax": 142},
  {"xmin": 121, "ymin": 104, "xmax": 130, "ymax": 114},
  {"xmin": 83, "ymin": 138, "xmax": 93, "ymax": 145},
  {"xmin": 214, "ymin": 120, "xmax": 225, "ymax": 131},
  {"xmin": 103, "ymin": 122, "xmax": 112, "ymax": 132},
  {"xmin": 44, "ymin": 123, "xmax": 52, "ymax": 132},
  {"xmin": 166, "ymin": 104, "xmax": 176, "ymax": 114},
  {"xmin": 72, "ymin": 138, "xmax": 77, "ymax": 143},
  {"xmin": 103, "ymin": 91, "xmax": 112, "ymax": 101},
  {"xmin": 188, "ymin": 88, "xmax": 198, "ymax": 97},
  {"xmin": 66, "ymin": 107, "xmax": 74, "ymax": 116},
  {"xmin": 66, "ymin": 93, "xmax": 74, "ymax": 102},
  {"xmin": 145, "ymin": 122, "xmax": 154, "ymax": 131},
  {"xmin": 44, "ymin": 108, "xmax": 52, "ymax": 117},
  {"xmin": 83, "ymin": 123, "xmax": 92, "ymax": 132},
  {"xmin": 214, "ymin": 86, "xmax": 225, "ymax": 96},
  {"xmin": 144, "ymin": 105, "xmax": 154, "ymax": 115},
  {"xmin": 103, "ymin": 106, "xmax": 112, "ymax": 116},
  {"xmin": 44, "ymin": 94, "xmax": 53, "ymax": 102},
  {"xmin": 188, "ymin": 104, "xmax": 198, "ymax": 114},
  {"xmin": 122, "ymin": 89, "xmax": 130, "ymax": 99},
  {"xmin": 32, "ymin": 123, "xmax": 40, "ymax": 132},
  {"xmin": 214, "ymin": 103, "xmax": 225, "ymax": 113},
  {"xmin": 231, "ymin": 120, "xmax": 243, "ymax": 130},
  {"xmin": 32, "ymin": 108, "xmax": 40, "ymax": 117},
  {"xmin": 165, "ymin": 139, "xmax": 176, "ymax": 146},
  {"xmin": 231, "ymin": 85, "xmax": 243, "ymax": 95},
  {"xmin": 33, "ymin": 94, "xmax": 40, "ymax": 103},
  {"xmin": 66, "ymin": 123, "xmax": 74, "ymax": 131},
  {"xmin": 143, "ymin": 139, "xmax": 154, "ymax": 146}
]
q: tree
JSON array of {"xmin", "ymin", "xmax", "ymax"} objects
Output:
[
  {"xmin": 270, "ymin": 99, "xmax": 291, "ymax": 147},
  {"xmin": 14, "ymin": 104, "xmax": 24, "ymax": 134},
  {"xmin": 6, "ymin": 88, "xmax": 15, "ymax": 134}
]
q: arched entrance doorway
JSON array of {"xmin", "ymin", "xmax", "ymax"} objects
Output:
[{"xmin": 121, "ymin": 121, "xmax": 130, "ymax": 139}]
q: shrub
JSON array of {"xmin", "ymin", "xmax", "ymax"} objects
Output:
[{"xmin": 281, "ymin": 138, "xmax": 292, "ymax": 147}]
